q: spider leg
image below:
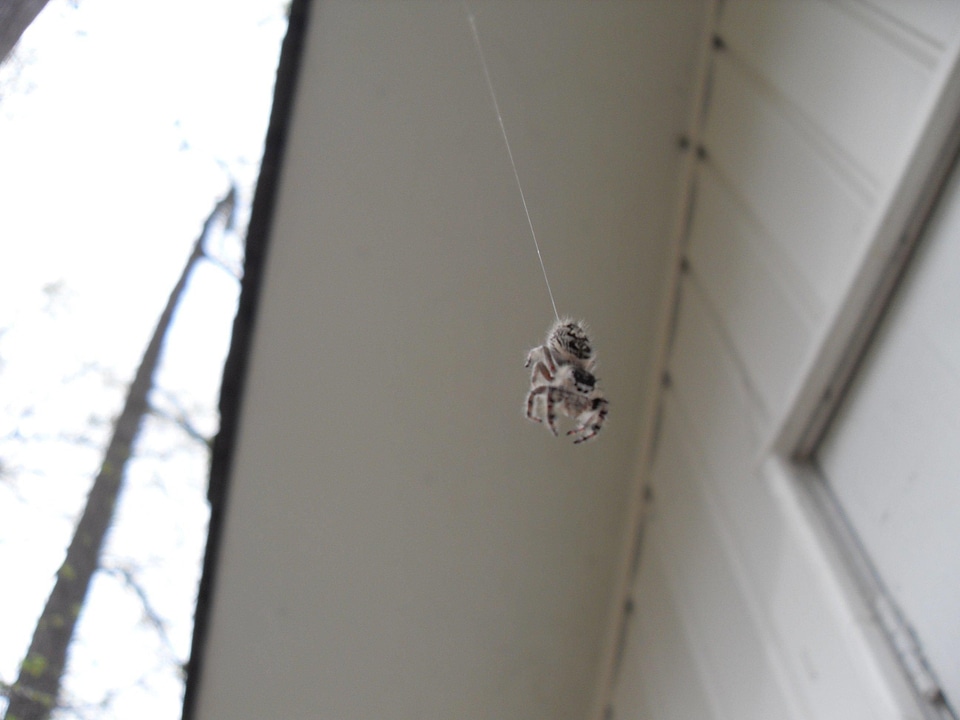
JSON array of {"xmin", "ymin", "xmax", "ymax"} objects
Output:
[
  {"xmin": 528, "ymin": 360, "xmax": 555, "ymax": 385},
  {"xmin": 525, "ymin": 347, "xmax": 557, "ymax": 385},
  {"xmin": 527, "ymin": 386, "xmax": 561, "ymax": 435},
  {"xmin": 543, "ymin": 387, "xmax": 563, "ymax": 436},
  {"xmin": 568, "ymin": 397, "xmax": 609, "ymax": 444},
  {"xmin": 525, "ymin": 386, "xmax": 546, "ymax": 424}
]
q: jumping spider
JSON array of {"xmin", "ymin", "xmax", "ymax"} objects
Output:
[{"xmin": 524, "ymin": 318, "xmax": 608, "ymax": 443}]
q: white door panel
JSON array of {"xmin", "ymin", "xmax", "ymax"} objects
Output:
[{"xmin": 818, "ymin": 156, "xmax": 960, "ymax": 708}]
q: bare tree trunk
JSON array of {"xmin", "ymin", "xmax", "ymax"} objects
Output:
[
  {"xmin": 0, "ymin": 0, "xmax": 50, "ymax": 65},
  {"xmin": 3, "ymin": 187, "xmax": 236, "ymax": 720}
]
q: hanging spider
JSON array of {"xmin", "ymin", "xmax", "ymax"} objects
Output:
[{"xmin": 524, "ymin": 318, "xmax": 609, "ymax": 443}]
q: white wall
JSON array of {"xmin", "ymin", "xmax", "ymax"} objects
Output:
[
  {"xmin": 608, "ymin": 1, "xmax": 960, "ymax": 718},
  {"xmin": 190, "ymin": 3, "xmax": 706, "ymax": 720}
]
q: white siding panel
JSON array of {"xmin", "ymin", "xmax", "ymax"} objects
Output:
[
  {"xmin": 687, "ymin": 167, "xmax": 817, "ymax": 416},
  {"xmin": 668, "ymin": 276, "xmax": 764, "ymax": 478},
  {"xmin": 668, "ymin": 280, "xmax": 793, "ymax": 582},
  {"xmin": 612, "ymin": 546, "xmax": 722, "ymax": 720},
  {"xmin": 647, "ymin": 398, "xmax": 804, "ymax": 720},
  {"xmin": 703, "ymin": 55, "xmax": 872, "ymax": 311},
  {"xmin": 720, "ymin": 0, "xmax": 934, "ymax": 185},
  {"xmin": 852, "ymin": 0, "xmax": 960, "ymax": 49}
]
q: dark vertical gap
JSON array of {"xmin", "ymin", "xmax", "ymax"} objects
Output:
[{"xmin": 180, "ymin": 1, "xmax": 313, "ymax": 717}]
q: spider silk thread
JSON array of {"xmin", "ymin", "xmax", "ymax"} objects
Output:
[{"xmin": 464, "ymin": 4, "xmax": 561, "ymax": 323}]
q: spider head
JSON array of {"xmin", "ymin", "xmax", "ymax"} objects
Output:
[{"xmin": 549, "ymin": 319, "xmax": 594, "ymax": 363}]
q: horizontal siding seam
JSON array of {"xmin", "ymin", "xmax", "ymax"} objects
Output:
[
  {"xmin": 658, "ymin": 394, "xmax": 813, "ymax": 720},
  {"xmin": 828, "ymin": 0, "xmax": 944, "ymax": 65},
  {"xmin": 647, "ymin": 532, "xmax": 735, "ymax": 720},
  {"xmin": 676, "ymin": 272, "xmax": 771, "ymax": 422},
  {"xmin": 695, "ymin": 161, "xmax": 825, "ymax": 323},
  {"xmin": 710, "ymin": 50, "xmax": 880, "ymax": 204}
]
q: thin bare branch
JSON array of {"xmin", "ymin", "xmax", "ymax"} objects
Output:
[{"xmin": 101, "ymin": 564, "xmax": 178, "ymax": 658}]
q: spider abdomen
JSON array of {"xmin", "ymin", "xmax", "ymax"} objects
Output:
[{"xmin": 571, "ymin": 367, "xmax": 596, "ymax": 394}]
